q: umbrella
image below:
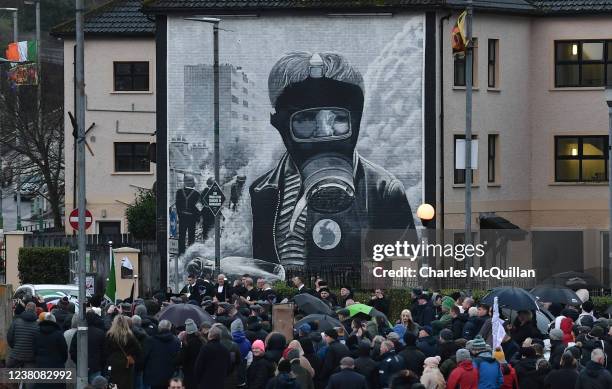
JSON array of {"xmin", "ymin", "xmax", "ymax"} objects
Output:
[
  {"xmin": 541, "ymin": 271, "xmax": 604, "ymax": 290},
  {"xmin": 158, "ymin": 303, "xmax": 214, "ymax": 327},
  {"xmin": 481, "ymin": 287, "xmax": 538, "ymax": 311},
  {"xmin": 294, "ymin": 314, "xmax": 342, "ymax": 331},
  {"xmin": 294, "ymin": 293, "xmax": 333, "ymax": 315},
  {"xmin": 345, "ymin": 303, "xmax": 391, "ymax": 325},
  {"xmin": 606, "ymin": 305, "xmax": 612, "ymax": 316},
  {"xmin": 530, "ymin": 285, "xmax": 582, "ymax": 305}
]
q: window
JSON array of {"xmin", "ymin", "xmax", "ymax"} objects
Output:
[
  {"xmin": 113, "ymin": 62, "xmax": 149, "ymax": 91},
  {"xmin": 114, "ymin": 142, "xmax": 150, "ymax": 172},
  {"xmin": 242, "ymin": 87, "xmax": 248, "ymax": 94},
  {"xmin": 488, "ymin": 134, "xmax": 499, "ymax": 183},
  {"xmin": 555, "ymin": 40, "xmax": 612, "ymax": 87},
  {"xmin": 98, "ymin": 221, "xmax": 121, "ymax": 236},
  {"xmin": 555, "ymin": 136, "xmax": 608, "ymax": 182},
  {"xmin": 454, "ymin": 38, "xmax": 478, "ymax": 87},
  {"xmin": 454, "ymin": 134, "xmax": 477, "ymax": 184},
  {"xmin": 231, "ymin": 111, "xmax": 238, "ymax": 119},
  {"xmin": 488, "ymin": 39, "xmax": 499, "ymax": 88},
  {"xmin": 243, "ymin": 114, "xmax": 249, "ymax": 121},
  {"xmin": 243, "ymin": 100, "xmax": 249, "ymax": 107}
]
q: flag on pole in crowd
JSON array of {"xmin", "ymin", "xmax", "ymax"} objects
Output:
[
  {"xmin": 451, "ymin": 11, "xmax": 468, "ymax": 56},
  {"xmin": 5, "ymin": 41, "xmax": 37, "ymax": 63},
  {"xmin": 7, "ymin": 63, "xmax": 38, "ymax": 86},
  {"xmin": 105, "ymin": 247, "xmax": 117, "ymax": 303},
  {"xmin": 492, "ymin": 296, "xmax": 507, "ymax": 349}
]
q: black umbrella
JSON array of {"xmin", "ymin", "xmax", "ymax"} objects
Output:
[
  {"xmin": 158, "ymin": 303, "xmax": 214, "ymax": 327},
  {"xmin": 530, "ymin": 285, "xmax": 582, "ymax": 306},
  {"xmin": 294, "ymin": 293, "xmax": 333, "ymax": 315},
  {"xmin": 481, "ymin": 287, "xmax": 538, "ymax": 311},
  {"xmin": 606, "ymin": 305, "xmax": 612, "ymax": 316},
  {"xmin": 541, "ymin": 271, "xmax": 604, "ymax": 290},
  {"xmin": 294, "ymin": 314, "xmax": 342, "ymax": 331}
]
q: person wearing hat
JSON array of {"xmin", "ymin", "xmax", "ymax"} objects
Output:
[
  {"xmin": 229, "ymin": 175, "xmax": 246, "ymax": 211},
  {"xmin": 230, "ymin": 319, "xmax": 251, "ymax": 388},
  {"xmin": 286, "ymin": 349, "xmax": 314, "ymax": 389},
  {"xmin": 178, "ymin": 319, "xmax": 204, "ymax": 389},
  {"xmin": 468, "ymin": 335, "xmax": 503, "ymax": 389},
  {"xmin": 245, "ymin": 315, "xmax": 268, "ymax": 344},
  {"xmin": 577, "ymin": 325, "xmax": 608, "ymax": 368},
  {"xmin": 431, "ymin": 296, "xmax": 456, "ymax": 336},
  {"xmin": 446, "ymin": 349, "xmax": 478, "ymax": 389},
  {"xmin": 417, "ymin": 325, "xmax": 438, "ymax": 358},
  {"xmin": 321, "ymin": 328, "xmax": 351, "ymax": 382},
  {"xmin": 436, "ymin": 329, "xmax": 458, "ymax": 363},
  {"xmin": 413, "ymin": 293, "xmax": 435, "ymax": 327},
  {"xmin": 265, "ymin": 359, "xmax": 300, "ymax": 389},
  {"xmin": 493, "ymin": 347, "xmax": 519, "ymax": 389},
  {"xmin": 91, "ymin": 375, "xmax": 108, "ymax": 389},
  {"xmin": 325, "ymin": 357, "xmax": 368, "ymax": 389},
  {"xmin": 247, "ymin": 340, "xmax": 274, "ymax": 389},
  {"xmin": 548, "ymin": 327, "xmax": 565, "ymax": 369},
  {"xmin": 33, "ymin": 312, "xmax": 68, "ymax": 385},
  {"xmin": 420, "ymin": 355, "xmax": 446, "ymax": 389},
  {"xmin": 176, "ymin": 175, "xmax": 200, "ymax": 254}
]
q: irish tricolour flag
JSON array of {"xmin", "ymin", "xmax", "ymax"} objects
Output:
[{"xmin": 5, "ymin": 41, "xmax": 37, "ymax": 63}]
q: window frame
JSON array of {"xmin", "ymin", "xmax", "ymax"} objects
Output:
[
  {"xmin": 554, "ymin": 40, "xmax": 611, "ymax": 88},
  {"xmin": 488, "ymin": 134, "xmax": 498, "ymax": 183},
  {"xmin": 488, "ymin": 39, "xmax": 499, "ymax": 88},
  {"xmin": 114, "ymin": 142, "xmax": 151, "ymax": 173},
  {"xmin": 113, "ymin": 61, "xmax": 150, "ymax": 92},
  {"xmin": 454, "ymin": 134, "xmax": 478, "ymax": 185},
  {"xmin": 554, "ymin": 135, "xmax": 608, "ymax": 182},
  {"xmin": 454, "ymin": 37, "xmax": 478, "ymax": 87}
]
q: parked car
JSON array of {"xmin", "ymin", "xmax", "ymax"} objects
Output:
[{"xmin": 13, "ymin": 284, "xmax": 78, "ymax": 300}]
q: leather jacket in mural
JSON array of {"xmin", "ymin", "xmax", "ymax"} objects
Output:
[{"xmin": 249, "ymin": 151, "xmax": 415, "ymax": 265}]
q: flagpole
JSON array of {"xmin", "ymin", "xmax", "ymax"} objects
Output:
[
  {"xmin": 109, "ymin": 240, "xmax": 114, "ymax": 303},
  {"xmin": 464, "ymin": 0, "xmax": 474, "ymax": 290}
]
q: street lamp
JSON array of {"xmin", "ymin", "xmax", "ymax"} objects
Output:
[
  {"xmin": 417, "ymin": 203, "xmax": 436, "ymax": 228},
  {"xmin": 0, "ymin": 7, "xmax": 18, "ymax": 230},
  {"xmin": 185, "ymin": 17, "xmax": 222, "ymax": 274},
  {"xmin": 605, "ymin": 87, "xmax": 612, "ymax": 291}
]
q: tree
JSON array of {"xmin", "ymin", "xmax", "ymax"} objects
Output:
[
  {"xmin": 0, "ymin": 60, "xmax": 64, "ymax": 229},
  {"xmin": 126, "ymin": 189, "xmax": 156, "ymax": 240}
]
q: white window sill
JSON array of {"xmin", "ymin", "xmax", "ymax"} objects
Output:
[
  {"xmin": 549, "ymin": 181, "xmax": 608, "ymax": 186},
  {"xmin": 111, "ymin": 171, "xmax": 154, "ymax": 176},
  {"xmin": 452, "ymin": 86, "xmax": 480, "ymax": 91},
  {"xmin": 487, "ymin": 183, "xmax": 501, "ymax": 187},
  {"xmin": 487, "ymin": 87, "xmax": 501, "ymax": 92},
  {"xmin": 110, "ymin": 91, "xmax": 154, "ymax": 95},
  {"xmin": 452, "ymin": 184, "xmax": 480, "ymax": 188},
  {"xmin": 549, "ymin": 87, "xmax": 605, "ymax": 92}
]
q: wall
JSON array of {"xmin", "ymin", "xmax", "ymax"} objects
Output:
[
  {"xmin": 166, "ymin": 13, "xmax": 427, "ymax": 286},
  {"xmin": 63, "ymin": 37, "xmax": 156, "ymax": 234}
]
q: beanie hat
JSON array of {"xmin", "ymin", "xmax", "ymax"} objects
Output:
[
  {"xmin": 91, "ymin": 376, "xmax": 108, "ymax": 389},
  {"xmin": 230, "ymin": 319, "xmax": 244, "ymax": 334},
  {"xmin": 575, "ymin": 289, "xmax": 589, "ymax": 303},
  {"xmin": 442, "ymin": 296, "xmax": 455, "ymax": 311},
  {"xmin": 456, "ymin": 348, "xmax": 471, "ymax": 363},
  {"xmin": 424, "ymin": 356, "xmax": 441, "ymax": 368},
  {"xmin": 421, "ymin": 325, "xmax": 433, "ymax": 336},
  {"xmin": 471, "ymin": 335, "xmax": 488, "ymax": 355},
  {"xmin": 386, "ymin": 332, "xmax": 400, "ymax": 342},
  {"xmin": 549, "ymin": 328, "xmax": 563, "ymax": 341},
  {"xmin": 579, "ymin": 315, "xmax": 594, "ymax": 328},
  {"xmin": 277, "ymin": 359, "xmax": 292, "ymax": 373},
  {"xmin": 287, "ymin": 349, "xmax": 300, "ymax": 362},
  {"xmin": 252, "ymin": 340, "xmax": 265, "ymax": 352},
  {"xmin": 298, "ymin": 323, "xmax": 312, "ymax": 334},
  {"xmin": 493, "ymin": 347, "xmax": 506, "ymax": 363},
  {"xmin": 185, "ymin": 318, "xmax": 198, "ymax": 335},
  {"xmin": 439, "ymin": 329, "xmax": 453, "ymax": 342},
  {"xmin": 590, "ymin": 326, "xmax": 604, "ymax": 338}
]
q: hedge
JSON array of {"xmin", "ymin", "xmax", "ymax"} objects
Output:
[
  {"xmin": 18, "ymin": 247, "xmax": 70, "ymax": 284},
  {"xmin": 272, "ymin": 283, "xmax": 612, "ymax": 322}
]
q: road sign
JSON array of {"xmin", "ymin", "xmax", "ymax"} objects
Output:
[
  {"xmin": 69, "ymin": 208, "xmax": 92, "ymax": 230},
  {"xmin": 202, "ymin": 181, "xmax": 225, "ymax": 216}
]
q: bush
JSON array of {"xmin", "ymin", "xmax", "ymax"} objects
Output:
[
  {"xmin": 126, "ymin": 189, "xmax": 156, "ymax": 240},
  {"xmin": 18, "ymin": 247, "xmax": 70, "ymax": 284}
]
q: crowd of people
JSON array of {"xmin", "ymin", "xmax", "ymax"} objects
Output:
[{"xmin": 4, "ymin": 274, "xmax": 612, "ymax": 389}]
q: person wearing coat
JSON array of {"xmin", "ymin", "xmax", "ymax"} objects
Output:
[
  {"xmin": 416, "ymin": 326, "xmax": 438, "ymax": 358},
  {"xmin": 325, "ymin": 357, "xmax": 368, "ymax": 389},
  {"xmin": 287, "ymin": 349, "xmax": 314, "ymax": 389},
  {"xmin": 265, "ymin": 360, "xmax": 300, "ymax": 389},
  {"xmin": 574, "ymin": 349, "xmax": 612, "ymax": 389},
  {"xmin": 353, "ymin": 341, "xmax": 378, "ymax": 389},
  {"xmin": 33, "ymin": 313, "xmax": 68, "ymax": 389},
  {"xmin": 6, "ymin": 302, "xmax": 39, "ymax": 367},
  {"xmin": 320, "ymin": 329, "xmax": 351, "ymax": 382},
  {"xmin": 446, "ymin": 349, "xmax": 478, "ymax": 389},
  {"xmin": 247, "ymin": 340, "xmax": 275, "ymax": 389},
  {"xmin": 142, "ymin": 320, "xmax": 180, "ymax": 389},
  {"xmin": 194, "ymin": 326, "xmax": 231, "ymax": 389},
  {"xmin": 399, "ymin": 332, "xmax": 426, "ymax": 377},
  {"xmin": 543, "ymin": 351, "xmax": 579, "ymax": 389},
  {"xmin": 105, "ymin": 315, "xmax": 142, "ymax": 389},
  {"xmin": 178, "ymin": 319, "xmax": 205, "ymax": 389},
  {"xmin": 265, "ymin": 332, "xmax": 288, "ymax": 363},
  {"xmin": 70, "ymin": 311, "xmax": 106, "ymax": 381}
]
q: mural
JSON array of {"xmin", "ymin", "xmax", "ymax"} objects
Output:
[{"xmin": 166, "ymin": 15, "xmax": 425, "ymax": 287}]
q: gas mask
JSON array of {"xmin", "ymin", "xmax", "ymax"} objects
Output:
[{"xmin": 270, "ymin": 57, "xmax": 364, "ymax": 233}]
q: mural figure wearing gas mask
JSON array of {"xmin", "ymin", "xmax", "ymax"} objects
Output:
[{"xmin": 250, "ymin": 52, "xmax": 415, "ymax": 268}]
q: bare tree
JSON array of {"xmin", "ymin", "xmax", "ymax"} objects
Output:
[{"xmin": 0, "ymin": 61, "xmax": 64, "ymax": 229}]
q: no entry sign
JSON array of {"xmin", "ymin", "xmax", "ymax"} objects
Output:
[{"xmin": 69, "ymin": 208, "xmax": 93, "ymax": 230}]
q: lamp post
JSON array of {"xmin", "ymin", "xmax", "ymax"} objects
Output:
[
  {"xmin": 606, "ymin": 87, "xmax": 612, "ymax": 291},
  {"xmin": 185, "ymin": 17, "xmax": 222, "ymax": 273},
  {"xmin": 0, "ymin": 7, "xmax": 18, "ymax": 230}
]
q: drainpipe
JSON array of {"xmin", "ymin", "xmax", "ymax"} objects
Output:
[{"xmin": 440, "ymin": 12, "xmax": 452, "ymax": 233}]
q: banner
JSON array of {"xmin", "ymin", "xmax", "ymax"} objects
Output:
[{"xmin": 7, "ymin": 63, "xmax": 38, "ymax": 86}]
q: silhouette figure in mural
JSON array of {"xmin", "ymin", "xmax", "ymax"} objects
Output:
[
  {"xmin": 249, "ymin": 51, "xmax": 416, "ymax": 269},
  {"xmin": 176, "ymin": 175, "xmax": 200, "ymax": 255},
  {"xmin": 230, "ymin": 175, "xmax": 246, "ymax": 211},
  {"xmin": 201, "ymin": 177, "xmax": 216, "ymax": 241}
]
